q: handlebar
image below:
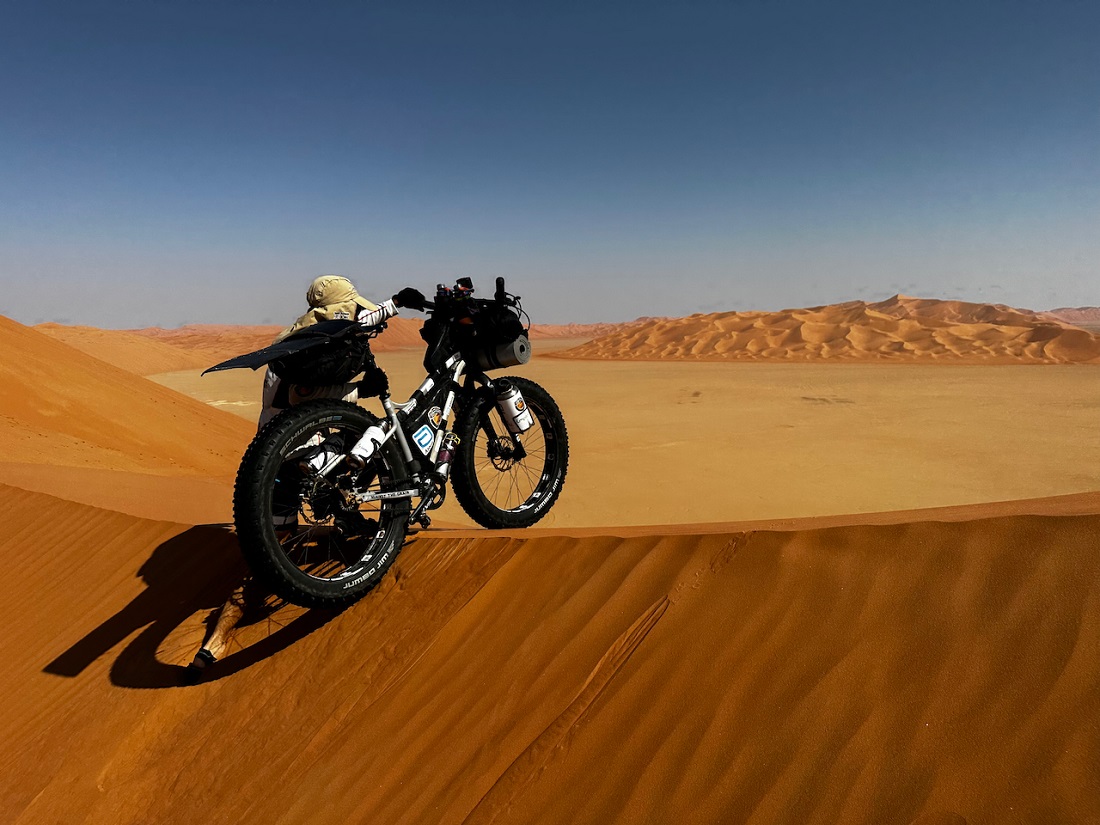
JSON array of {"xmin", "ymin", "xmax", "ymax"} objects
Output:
[{"xmin": 416, "ymin": 277, "xmax": 519, "ymax": 313}]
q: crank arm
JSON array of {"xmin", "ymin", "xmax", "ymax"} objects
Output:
[
  {"xmin": 353, "ymin": 488, "xmax": 418, "ymax": 504},
  {"xmin": 405, "ymin": 478, "xmax": 446, "ymax": 528},
  {"xmin": 407, "ymin": 492, "xmax": 435, "ymax": 528}
]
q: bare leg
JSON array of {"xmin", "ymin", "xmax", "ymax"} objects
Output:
[
  {"xmin": 204, "ymin": 586, "xmax": 248, "ymax": 660},
  {"xmin": 183, "ymin": 577, "xmax": 264, "ymax": 682}
]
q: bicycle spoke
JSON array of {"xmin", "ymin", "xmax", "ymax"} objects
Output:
[{"xmin": 270, "ymin": 420, "xmax": 394, "ymax": 583}]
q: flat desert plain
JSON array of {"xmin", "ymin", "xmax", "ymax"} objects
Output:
[
  {"xmin": 152, "ymin": 340, "xmax": 1100, "ymax": 529},
  {"xmin": 3, "ymin": 299, "xmax": 1100, "ymax": 825}
]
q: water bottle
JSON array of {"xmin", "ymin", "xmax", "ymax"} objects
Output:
[
  {"xmin": 495, "ymin": 379, "xmax": 535, "ymax": 434},
  {"xmin": 434, "ymin": 432, "xmax": 460, "ymax": 480},
  {"xmin": 346, "ymin": 424, "xmax": 387, "ymax": 469},
  {"xmin": 299, "ymin": 440, "xmax": 343, "ymax": 475}
]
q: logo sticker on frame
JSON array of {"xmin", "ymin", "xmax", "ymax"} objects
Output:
[
  {"xmin": 428, "ymin": 406, "xmax": 443, "ymax": 428},
  {"xmin": 413, "ymin": 425, "xmax": 434, "ymax": 455}
]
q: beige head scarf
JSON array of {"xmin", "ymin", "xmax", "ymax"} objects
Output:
[{"xmin": 274, "ymin": 275, "xmax": 379, "ymax": 343}]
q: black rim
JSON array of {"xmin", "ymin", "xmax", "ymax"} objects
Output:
[
  {"xmin": 264, "ymin": 420, "xmax": 398, "ymax": 583},
  {"xmin": 470, "ymin": 398, "xmax": 558, "ymax": 514}
]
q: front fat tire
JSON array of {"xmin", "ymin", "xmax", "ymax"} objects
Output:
[
  {"xmin": 233, "ymin": 400, "xmax": 409, "ymax": 609},
  {"xmin": 451, "ymin": 376, "xmax": 569, "ymax": 529}
]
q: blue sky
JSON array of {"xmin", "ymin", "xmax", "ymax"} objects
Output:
[{"xmin": 1, "ymin": 0, "xmax": 1097, "ymax": 326}]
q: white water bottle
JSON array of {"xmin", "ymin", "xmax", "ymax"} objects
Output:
[
  {"xmin": 299, "ymin": 441, "xmax": 343, "ymax": 475},
  {"xmin": 347, "ymin": 425, "xmax": 387, "ymax": 469},
  {"xmin": 495, "ymin": 380, "xmax": 535, "ymax": 434}
]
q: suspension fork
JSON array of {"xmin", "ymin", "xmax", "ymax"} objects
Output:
[{"xmin": 468, "ymin": 372, "xmax": 528, "ymax": 461}]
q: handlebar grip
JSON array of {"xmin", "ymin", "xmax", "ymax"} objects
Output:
[{"xmin": 495, "ymin": 277, "xmax": 506, "ymax": 303}]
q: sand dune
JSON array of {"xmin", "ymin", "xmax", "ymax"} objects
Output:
[
  {"xmin": 132, "ymin": 319, "xmax": 429, "ymax": 362},
  {"xmin": 35, "ymin": 323, "xmax": 212, "ymax": 374},
  {"xmin": 529, "ymin": 322, "xmax": 624, "ymax": 339},
  {"xmin": 36, "ymin": 319, "xmax": 618, "ymax": 378},
  {"xmin": 34, "ymin": 320, "xmax": 430, "ymax": 378},
  {"xmin": 3, "ymin": 482, "xmax": 1098, "ymax": 824},
  {"xmin": 5, "ymin": 300, "xmax": 1099, "ymax": 822},
  {"xmin": 1048, "ymin": 306, "xmax": 1100, "ymax": 326},
  {"xmin": 0, "ymin": 316, "xmax": 251, "ymax": 507},
  {"xmin": 559, "ymin": 295, "xmax": 1100, "ymax": 363}
]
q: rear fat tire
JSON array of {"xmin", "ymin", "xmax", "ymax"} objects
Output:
[
  {"xmin": 451, "ymin": 376, "xmax": 569, "ymax": 529},
  {"xmin": 233, "ymin": 400, "xmax": 409, "ymax": 608}
]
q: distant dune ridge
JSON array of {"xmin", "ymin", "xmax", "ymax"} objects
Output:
[
  {"xmin": 35, "ymin": 319, "xmax": 622, "ymax": 376},
  {"xmin": 37, "ymin": 320, "xmax": 427, "ymax": 375},
  {"xmin": 558, "ymin": 295, "xmax": 1100, "ymax": 363},
  {"xmin": 31, "ymin": 297, "xmax": 1100, "ymax": 374},
  {"xmin": 528, "ymin": 321, "xmax": 624, "ymax": 339},
  {"xmin": 1048, "ymin": 306, "xmax": 1100, "ymax": 326},
  {"xmin": 34, "ymin": 323, "xmax": 212, "ymax": 374}
]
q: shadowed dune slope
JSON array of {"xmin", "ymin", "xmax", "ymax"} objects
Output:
[
  {"xmin": 559, "ymin": 295, "xmax": 1100, "ymax": 363},
  {"xmin": 0, "ymin": 316, "xmax": 252, "ymax": 479},
  {"xmin": 4, "ymin": 481, "xmax": 1098, "ymax": 825}
]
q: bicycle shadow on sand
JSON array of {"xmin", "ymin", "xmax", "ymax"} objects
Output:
[{"xmin": 43, "ymin": 525, "xmax": 344, "ymax": 688}]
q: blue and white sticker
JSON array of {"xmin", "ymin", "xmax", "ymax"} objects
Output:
[{"xmin": 412, "ymin": 425, "xmax": 434, "ymax": 455}]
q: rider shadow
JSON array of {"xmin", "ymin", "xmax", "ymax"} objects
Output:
[{"xmin": 43, "ymin": 525, "xmax": 345, "ymax": 688}]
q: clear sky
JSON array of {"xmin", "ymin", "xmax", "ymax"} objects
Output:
[{"xmin": 1, "ymin": 0, "xmax": 1097, "ymax": 326}]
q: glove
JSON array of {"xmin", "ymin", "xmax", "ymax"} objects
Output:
[{"xmin": 393, "ymin": 287, "xmax": 426, "ymax": 310}]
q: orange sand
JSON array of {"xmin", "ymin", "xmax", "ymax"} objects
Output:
[
  {"xmin": 0, "ymin": 316, "xmax": 251, "ymax": 512},
  {"xmin": 35, "ymin": 323, "xmax": 212, "ymax": 374},
  {"xmin": 560, "ymin": 295, "xmax": 1100, "ymax": 363},
  {"xmin": 529, "ymin": 322, "xmax": 624, "ymax": 339},
  {"xmin": 2, "ymin": 305, "xmax": 1100, "ymax": 824},
  {"xmin": 36, "ymin": 320, "xmax": 628, "ymax": 377},
  {"xmin": 1048, "ymin": 306, "xmax": 1100, "ymax": 326},
  {"xmin": 37, "ymin": 320, "xmax": 427, "ymax": 375},
  {"xmin": 2, "ymin": 483, "xmax": 1098, "ymax": 824}
]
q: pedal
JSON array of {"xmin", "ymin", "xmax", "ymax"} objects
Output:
[{"xmin": 415, "ymin": 514, "xmax": 432, "ymax": 529}]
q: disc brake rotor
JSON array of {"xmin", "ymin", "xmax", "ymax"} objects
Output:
[{"xmin": 487, "ymin": 435, "xmax": 517, "ymax": 470}]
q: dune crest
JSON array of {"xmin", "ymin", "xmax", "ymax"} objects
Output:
[
  {"xmin": 558, "ymin": 295, "xmax": 1100, "ymax": 363},
  {"xmin": 1048, "ymin": 306, "xmax": 1100, "ymax": 326},
  {"xmin": 3, "ymin": 482, "xmax": 1098, "ymax": 824},
  {"xmin": 528, "ymin": 322, "xmax": 625, "ymax": 339},
  {"xmin": 0, "ymin": 315, "xmax": 251, "ymax": 490},
  {"xmin": 35, "ymin": 323, "xmax": 211, "ymax": 374}
]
